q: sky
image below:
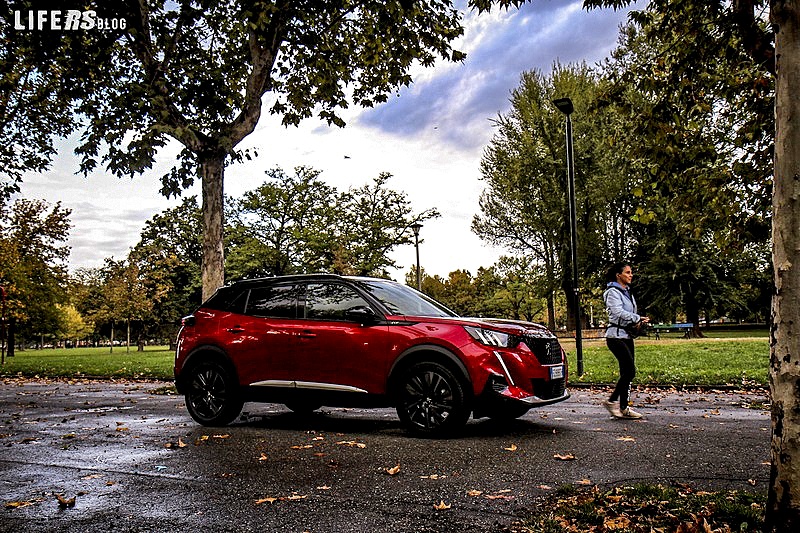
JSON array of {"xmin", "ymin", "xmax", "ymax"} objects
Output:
[{"xmin": 18, "ymin": 1, "xmax": 639, "ymax": 282}]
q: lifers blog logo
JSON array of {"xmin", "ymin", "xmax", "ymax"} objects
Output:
[{"xmin": 14, "ymin": 10, "xmax": 127, "ymax": 31}]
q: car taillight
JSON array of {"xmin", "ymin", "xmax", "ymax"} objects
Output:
[{"xmin": 181, "ymin": 315, "xmax": 196, "ymax": 327}]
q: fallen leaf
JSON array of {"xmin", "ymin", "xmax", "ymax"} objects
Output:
[
  {"xmin": 255, "ymin": 497, "xmax": 278, "ymax": 505},
  {"xmin": 503, "ymin": 444, "xmax": 518, "ymax": 451},
  {"xmin": 335, "ymin": 440, "xmax": 366, "ymax": 448},
  {"xmin": 258, "ymin": 453, "xmax": 269, "ymax": 461},
  {"xmin": 616, "ymin": 436, "xmax": 636, "ymax": 442},
  {"xmin": 282, "ymin": 494, "xmax": 307, "ymax": 501},
  {"xmin": 553, "ymin": 453, "xmax": 576, "ymax": 461},
  {"xmin": 467, "ymin": 490, "xmax": 483, "ymax": 497},
  {"xmin": 291, "ymin": 445, "xmax": 313, "ymax": 450},
  {"xmin": 575, "ymin": 479, "xmax": 593, "ymax": 485},
  {"xmin": 604, "ymin": 515, "xmax": 632, "ymax": 530},
  {"xmin": 433, "ymin": 500, "xmax": 451, "ymax": 510},
  {"xmin": 6, "ymin": 500, "xmax": 35, "ymax": 509},
  {"xmin": 177, "ymin": 437, "xmax": 187, "ymax": 448},
  {"xmin": 56, "ymin": 494, "xmax": 76, "ymax": 508},
  {"xmin": 748, "ymin": 479, "xmax": 757, "ymax": 486},
  {"xmin": 537, "ymin": 485, "xmax": 553, "ymax": 490},
  {"xmin": 81, "ymin": 474, "xmax": 103, "ymax": 480},
  {"xmin": 316, "ymin": 486, "xmax": 331, "ymax": 490},
  {"xmin": 212, "ymin": 434, "xmax": 230, "ymax": 439},
  {"xmin": 384, "ymin": 465, "xmax": 401, "ymax": 476}
]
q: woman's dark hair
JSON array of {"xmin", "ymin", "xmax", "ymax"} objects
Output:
[{"xmin": 605, "ymin": 262, "xmax": 630, "ymax": 283}]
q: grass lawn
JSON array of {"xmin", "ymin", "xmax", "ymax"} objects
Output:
[
  {"xmin": 563, "ymin": 337, "xmax": 769, "ymax": 387},
  {"xmin": 0, "ymin": 345, "xmax": 175, "ymax": 380}
]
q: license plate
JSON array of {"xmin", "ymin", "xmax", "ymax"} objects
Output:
[{"xmin": 549, "ymin": 365, "xmax": 564, "ymax": 380}]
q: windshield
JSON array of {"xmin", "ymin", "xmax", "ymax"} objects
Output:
[{"xmin": 354, "ymin": 279, "xmax": 457, "ymax": 318}]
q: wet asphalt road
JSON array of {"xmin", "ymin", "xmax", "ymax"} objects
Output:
[{"xmin": 0, "ymin": 379, "xmax": 770, "ymax": 532}]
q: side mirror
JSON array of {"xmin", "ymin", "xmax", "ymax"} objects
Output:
[{"xmin": 345, "ymin": 305, "xmax": 380, "ymax": 325}]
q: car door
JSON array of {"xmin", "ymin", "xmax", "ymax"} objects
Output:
[
  {"xmin": 222, "ymin": 282, "xmax": 303, "ymax": 386},
  {"xmin": 290, "ymin": 281, "xmax": 390, "ymax": 394}
]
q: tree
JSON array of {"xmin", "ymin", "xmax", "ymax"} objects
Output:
[
  {"xmin": 473, "ymin": 63, "xmax": 627, "ymax": 330},
  {"xmin": 335, "ymin": 173, "xmax": 440, "ymax": 276},
  {"xmin": 0, "ymin": 1, "xmax": 124, "ymax": 200},
  {"xmin": 227, "ymin": 168, "xmax": 438, "ymax": 278},
  {"xmin": 0, "ymin": 197, "xmax": 71, "ymax": 352},
  {"xmin": 98, "ymin": 259, "xmax": 153, "ymax": 352},
  {"xmin": 600, "ymin": 14, "xmax": 772, "ymax": 336},
  {"xmin": 475, "ymin": 0, "xmax": 795, "ymax": 527},
  {"xmin": 11, "ymin": 1, "xmax": 467, "ymax": 300},
  {"xmin": 226, "ymin": 166, "xmax": 340, "ymax": 278},
  {"xmin": 129, "ymin": 196, "xmax": 203, "ymax": 339}
]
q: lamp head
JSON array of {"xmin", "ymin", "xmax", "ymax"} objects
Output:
[
  {"xmin": 411, "ymin": 223, "xmax": 422, "ymax": 236},
  {"xmin": 552, "ymin": 97, "xmax": 574, "ymax": 115}
]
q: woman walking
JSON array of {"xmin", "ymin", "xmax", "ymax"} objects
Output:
[{"xmin": 603, "ymin": 262, "xmax": 649, "ymax": 419}]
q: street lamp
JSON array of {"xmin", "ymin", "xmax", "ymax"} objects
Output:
[
  {"xmin": 411, "ymin": 223, "xmax": 422, "ymax": 291},
  {"xmin": 552, "ymin": 97, "xmax": 584, "ymax": 376}
]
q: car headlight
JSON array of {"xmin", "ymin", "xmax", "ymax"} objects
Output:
[{"xmin": 464, "ymin": 326, "xmax": 518, "ymax": 348}]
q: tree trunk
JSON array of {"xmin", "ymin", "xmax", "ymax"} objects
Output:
[
  {"xmin": 547, "ymin": 291, "xmax": 556, "ymax": 331},
  {"xmin": 126, "ymin": 319, "xmax": 130, "ymax": 353},
  {"xmin": 110, "ymin": 320, "xmax": 114, "ymax": 354},
  {"xmin": 767, "ymin": 1, "xmax": 800, "ymax": 529},
  {"xmin": 201, "ymin": 154, "xmax": 226, "ymax": 301}
]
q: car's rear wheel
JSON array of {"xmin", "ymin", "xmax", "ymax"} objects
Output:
[
  {"xmin": 184, "ymin": 360, "xmax": 243, "ymax": 426},
  {"xmin": 395, "ymin": 361, "xmax": 470, "ymax": 437}
]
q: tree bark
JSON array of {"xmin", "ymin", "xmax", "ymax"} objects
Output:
[
  {"xmin": 201, "ymin": 154, "xmax": 226, "ymax": 301},
  {"xmin": 767, "ymin": 1, "xmax": 800, "ymax": 529}
]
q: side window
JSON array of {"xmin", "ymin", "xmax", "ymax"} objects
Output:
[
  {"xmin": 304, "ymin": 283, "xmax": 370, "ymax": 321},
  {"xmin": 245, "ymin": 284, "xmax": 299, "ymax": 319}
]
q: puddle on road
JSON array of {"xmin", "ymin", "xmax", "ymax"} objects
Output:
[{"xmin": 71, "ymin": 406, "xmax": 135, "ymax": 414}]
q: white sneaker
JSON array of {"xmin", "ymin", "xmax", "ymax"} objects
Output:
[
  {"xmin": 619, "ymin": 407, "xmax": 643, "ymax": 419},
  {"xmin": 602, "ymin": 400, "xmax": 622, "ymax": 418}
]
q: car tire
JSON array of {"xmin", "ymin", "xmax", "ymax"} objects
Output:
[
  {"xmin": 395, "ymin": 361, "xmax": 470, "ymax": 437},
  {"xmin": 184, "ymin": 359, "xmax": 243, "ymax": 426}
]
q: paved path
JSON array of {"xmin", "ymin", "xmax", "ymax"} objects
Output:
[{"xmin": 0, "ymin": 380, "xmax": 770, "ymax": 532}]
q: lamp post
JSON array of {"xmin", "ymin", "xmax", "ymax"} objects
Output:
[
  {"xmin": 552, "ymin": 97, "xmax": 584, "ymax": 376},
  {"xmin": 411, "ymin": 223, "xmax": 422, "ymax": 291}
]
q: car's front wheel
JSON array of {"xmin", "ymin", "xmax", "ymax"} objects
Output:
[
  {"xmin": 184, "ymin": 360, "xmax": 243, "ymax": 426},
  {"xmin": 395, "ymin": 361, "xmax": 470, "ymax": 437}
]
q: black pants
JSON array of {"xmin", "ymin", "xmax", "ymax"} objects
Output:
[{"xmin": 606, "ymin": 338, "xmax": 636, "ymax": 410}]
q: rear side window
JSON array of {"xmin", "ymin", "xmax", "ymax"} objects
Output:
[
  {"xmin": 304, "ymin": 283, "xmax": 370, "ymax": 321},
  {"xmin": 246, "ymin": 284, "xmax": 300, "ymax": 319},
  {"xmin": 204, "ymin": 287, "xmax": 247, "ymax": 313}
]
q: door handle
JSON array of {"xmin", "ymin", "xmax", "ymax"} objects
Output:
[
  {"xmin": 226, "ymin": 327, "xmax": 245, "ymax": 333},
  {"xmin": 298, "ymin": 331, "xmax": 317, "ymax": 339}
]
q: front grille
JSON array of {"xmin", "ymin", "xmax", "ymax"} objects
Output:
[
  {"xmin": 523, "ymin": 337, "xmax": 563, "ymax": 365},
  {"xmin": 532, "ymin": 378, "xmax": 566, "ymax": 400}
]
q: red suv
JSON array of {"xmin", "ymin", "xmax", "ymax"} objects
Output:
[{"xmin": 174, "ymin": 274, "xmax": 569, "ymax": 436}]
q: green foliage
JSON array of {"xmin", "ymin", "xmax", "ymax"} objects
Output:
[
  {"xmin": 598, "ymin": 3, "xmax": 773, "ymax": 329},
  {"xmin": 226, "ymin": 168, "xmax": 438, "ymax": 279},
  {"xmin": 519, "ymin": 483, "xmax": 765, "ymax": 533},
  {"xmin": 0, "ymin": 198, "xmax": 72, "ymax": 340},
  {"xmin": 473, "ymin": 63, "xmax": 632, "ymax": 326}
]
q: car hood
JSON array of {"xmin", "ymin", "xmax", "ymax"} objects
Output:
[{"xmin": 398, "ymin": 315, "xmax": 556, "ymax": 339}]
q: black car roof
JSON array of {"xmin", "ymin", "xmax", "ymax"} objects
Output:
[{"xmin": 222, "ymin": 273, "xmax": 389, "ymax": 288}]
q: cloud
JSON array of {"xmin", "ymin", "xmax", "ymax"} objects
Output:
[{"xmin": 357, "ymin": 1, "xmax": 633, "ymax": 151}]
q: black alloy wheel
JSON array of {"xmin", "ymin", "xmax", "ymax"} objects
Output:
[
  {"xmin": 184, "ymin": 360, "xmax": 243, "ymax": 426},
  {"xmin": 396, "ymin": 361, "xmax": 470, "ymax": 437}
]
